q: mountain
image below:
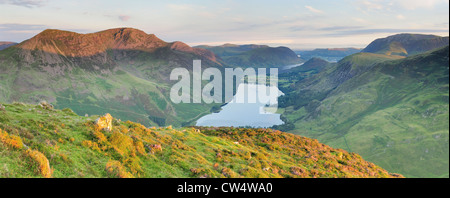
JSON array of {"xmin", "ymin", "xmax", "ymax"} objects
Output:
[
  {"xmin": 295, "ymin": 48, "xmax": 362, "ymax": 62},
  {"xmin": 0, "ymin": 42, "xmax": 17, "ymax": 50},
  {"xmin": 277, "ymin": 45, "xmax": 449, "ymax": 178},
  {"xmin": 362, "ymin": 34, "xmax": 449, "ymax": 56},
  {"xmin": 196, "ymin": 44, "xmax": 302, "ymax": 68},
  {"xmin": 0, "ymin": 102, "xmax": 402, "ymax": 178},
  {"xmin": 289, "ymin": 57, "xmax": 331, "ymax": 73},
  {"xmin": 13, "ymin": 28, "xmax": 220, "ymax": 71},
  {"xmin": 278, "ymin": 58, "xmax": 333, "ymax": 87},
  {"xmin": 0, "ymin": 28, "xmax": 222, "ymax": 127}
]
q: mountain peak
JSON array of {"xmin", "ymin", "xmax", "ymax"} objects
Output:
[
  {"xmin": 6, "ymin": 27, "xmax": 221, "ymax": 68},
  {"xmin": 15, "ymin": 28, "xmax": 168, "ymax": 58},
  {"xmin": 362, "ymin": 33, "xmax": 449, "ymax": 56}
]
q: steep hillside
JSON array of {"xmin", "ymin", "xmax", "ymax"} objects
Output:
[
  {"xmin": 0, "ymin": 28, "xmax": 222, "ymax": 127},
  {"xmin": 197, "ymin": 44, "xmax": 302, "ymax": 68},
  {"xmin": 277, "ymin": 46, "xmax": 449, "ymax": 178},
  {"xmin": 0, "ymin": 102, "xmax": 402, "ymax": 178},
  {"xmin": 278, "ymin": 58, "xmax": 333, "ymax": 90},
  {"xmin": 278, "ymin": 53, "xmax": 403, "ymax": 111},
  {"xmin": 362, "ymin": 34, "xmax": 449, "ymax": 56},
  {"xmin": 0, "ymin": 42, "xmax": 17, "ymax": 50},
  {"xmin": 289, "ymin": 57, "xmax": 330, "ymax": 73}
]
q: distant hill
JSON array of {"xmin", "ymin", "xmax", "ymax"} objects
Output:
[
  {"xmin": 0, "ymin": 28, "xmax": 222, "ymax": 127},
  {"xmin": 0, "ymin": 102, "xmax": 402, "ymax": 178},
  {"xmin": 295, "ymin": 48, "xmax": 362, "ymax": 62},
  {"xmin": 278, "ymin": 58, "xmax": 333, "ymax": 89},
  {"xmin": 196, "ymin": 44, "xmax": 302, "ymax": 68},
  {"xmin": 362, "ymin": 33, "xmax": 449, "ymax": 56},
  {"xmin": 0, "ymin": 42, "xmax": 17, "ymax": 50},
  {"xmin": 289, "ymin": 57, "xmax": 331, "ymax": 73},
  {"xmin": 277, "ymin": 45, "xmax": 449, "ymax": 178}
]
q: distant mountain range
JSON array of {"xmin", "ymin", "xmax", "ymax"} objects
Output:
[
  {"xmin": 277, "ymin": 34, "xmax": 449, "ymax": 178},
  {"xmin": 196, "ymin": 44, "xmax": 302, "ymax": 68},
  {"xmin": 295, "ymin": 48, "xmax": 362, "ymax": 62},
  {"xmin": 289, "ymin": 57, "xmax": 331, "ymax": 73},
  {"xmin": 0, "ymin": 42, "xmax": 17, "ymax": 50}
]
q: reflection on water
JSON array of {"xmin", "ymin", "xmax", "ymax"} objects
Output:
[{"xmin": 195, "ymin": 83, "xmax": 284, "ymax": 128}]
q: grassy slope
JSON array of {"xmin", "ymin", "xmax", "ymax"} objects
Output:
[
  {"xmin": 362, "ymin": 34, "xmax": 449, "ymax": 56},
  {"xmin": 0, "ymin": 102, "xmax": 402, "ymax": 178},
  {"xmin": 278, "ymin": 47, "xmax": 449, "ymax": 178},
  {"xmin": 0, "ymin": 45, "xmax": 216, "ymax": 128}
]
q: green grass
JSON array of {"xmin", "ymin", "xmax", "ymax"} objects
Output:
[
  {"xmin": 277, "ymin": 47, "xmax": 449, "ymax": 178},
  {"xmin": 0, "ymin": 56, "xmax": 215, "ymax": 128},
  {"xmin": 0, "ymin": 102, "xmax": 402, "ymax": 178}
]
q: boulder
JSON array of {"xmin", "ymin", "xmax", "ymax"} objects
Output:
[
  {"xmin": 95, "ymin": 113, "xmax": 113, "ymax": 132},
  {"xmin": 39, "ymin": 101, "xmax": 53, "ymax": 110}
]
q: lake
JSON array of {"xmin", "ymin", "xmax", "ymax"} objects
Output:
[
  {"xmin": 195, "ymin": 83, "xmax": 284, "ymax": 128},
  {"xmin": 279, "ymin": 63, "xmax": 304, "ymax": 73}
]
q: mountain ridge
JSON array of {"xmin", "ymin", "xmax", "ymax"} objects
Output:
[
  {"xmin": 362, "ymin": 33, "xmax": 449, "ymax": 56},
  {"xmin": 196, "ymin": 44, "xmax": 302, "ymax": 68},
  {"xmin": 0, "ymin": 42, "xmax": 17, "ymax": 50},
  {"xmin": 13, "ymin": 28, "xmax": 221, "ymax": 66},
  {"xmin": 277, "ymin": 45, "xmax": 449, "ymax": 177}
]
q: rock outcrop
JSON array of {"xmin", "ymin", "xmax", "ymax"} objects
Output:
[
  {"xmin": 39, "ymin": 101, "xmax": 53, "ymax": 110},
  {"xmin": 95, "ymin": 113, "xmax": 113, "ymax": 132}
]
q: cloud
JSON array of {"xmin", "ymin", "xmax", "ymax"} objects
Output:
[
  {"xmin": 352, "ymin": 18, "xmax": 369, "ymax": 24},
  {"xmin": 0, "ymin": 23, "xmax": 48, "ymax": 42},
  {"xmin": 394, "ymin": 0, "xmax": 449, "ymax": 10},
  {"xmin": 396, "ymin": 14, "xmax": 405, "ymax": 20},
  {"xmin": 0, "ymin": 0, "xmax": 47, "ymax": 8},
  {"xmin": 118, "ymin": 15, "xmax": 131, "ymax": 22},
  {"xmin": 356, "ymin": 0, "xmax": 386, "ymax": 12},
  {"xmin": 305, "ymin": 6, "xmax": 324, "ymax": 14},
  {"xmin": 319, "ymin": 26, "xmax": 365, "ymax": 31},
  {"xmin": 0, "ymin": 23, "xmax": 48, "ymax": 31},
  {"xmin": 356, "ymin": 0, "xmax": 449, "ymax": 12},
  {"xmin": 167, "ymin": 4, "xmax": 195, "ymax": 12}
]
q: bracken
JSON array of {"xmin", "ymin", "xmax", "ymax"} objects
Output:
[
  {"xmin": 0, "ymin": 129, "xmax": 23, "ymax": 149},
  {"xmin": 26, "ymin": 149, "xmax": 52, "ymax": 178},
  {"xmin": 105, "ymin": 160, "xmax": 134, "ymax": 178}
]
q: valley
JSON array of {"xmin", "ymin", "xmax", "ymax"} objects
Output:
[
  {"xmin": 0, "ymin": 29, "xmax": 448, "ymax": 178},
  {"xmin": 276, "ymin": 34, "xmax": 449, "ymax": 177}
]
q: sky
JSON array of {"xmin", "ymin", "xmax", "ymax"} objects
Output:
[{"xmin": 0, "ymin": 0, "xmax": 448, "ymax": 49}]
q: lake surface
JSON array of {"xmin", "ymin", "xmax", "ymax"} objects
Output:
[
  {"xmin": 195, "ymin": 83, "xmax": 284, "ymax": 128},
  {"xmin": 280, "ymin": 63, "xmax": 304, "ymax": 71}
]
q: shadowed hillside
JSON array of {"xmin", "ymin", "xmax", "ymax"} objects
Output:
[
  {"xmin": 0, "ymin": 28, "xmax": 222, "ymax": 127},
  {"xmin": 197, "ymin": 44, "xmax": 302, "ymax": 68}
]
